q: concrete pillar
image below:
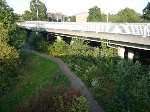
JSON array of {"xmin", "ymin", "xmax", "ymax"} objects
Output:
[
  {"xmin": 128, "ymin": 51, "xmax": 134, "ymax": 60},
  {"xmin": 57, "ymin": 36, "xmax": 62, "ymax": 41},
  {"xmin": 70, "ymin": 40, "xmax": 74, "ymax": 45},
  {"xmin": 118, "ymin": 47, "xmax": 125, "ymax": 59}
]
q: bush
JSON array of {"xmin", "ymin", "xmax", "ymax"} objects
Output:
[
  {"xmin": 48, "ymin": 40, "xmax": 68, "ymax": 57},
  {"xmin": 0, "ymin": 24, "xmax": 22, "ymax": 96},
  {"xmin": 10, "ymin": 28, "xmax": 28, "ymax": 49},
  {"xmin": 16, "ymin": 87, "xmax": 90, "ymax": 112},
  {"xmin": 46, "ymin": 39, "xmax": 149, "ymax": 112},
  {"xmin": 0, "ymin": 39, "xmax": 20, "ymax": 96},
  {"xmin": 70, "ymin": 96, "xmax": 89, "ymax": 112}
]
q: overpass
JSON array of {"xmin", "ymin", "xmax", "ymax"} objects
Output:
[{"xmin": 18, "ymin": 21, "xmax": 150, "ymax": 59}]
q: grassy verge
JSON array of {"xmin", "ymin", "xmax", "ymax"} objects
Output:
[{"xmin": 0, "ymin": 51, "xmax": 69, "ymax": 112}]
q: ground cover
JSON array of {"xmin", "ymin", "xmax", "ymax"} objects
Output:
[
  {"xmin": 46, "ymin": 39, "xmax": 150, "ymax": 112},
  {"xmin": 0, "ymin": 51, "xmax": 69, "ymax": 112}
]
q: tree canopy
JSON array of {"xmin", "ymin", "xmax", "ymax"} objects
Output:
[
  {"xmin": 0, "ymin": 0, "xmax": 16, "ymax": 31},
  {"xmin": 143, "ymin": 2, "xmax": 150, "ymax": 22},
  {"xmin": 23, "ymin": 0, "xmax": 47, "ymax": 21},
  {"xmin": 22, "ymin": 10, "xmax": 33, "ymax": 21},
  {"xmin": 116, "ymin": 8, "xmax": 141, "ymax": 22},
  {"xmin": 87, "ymin": 6, "xmax": 102, "ymax": 22}
]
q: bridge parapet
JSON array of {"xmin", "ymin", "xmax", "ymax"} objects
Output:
[{"xmin": 18, "ymin": 21, "xmax": 150, "ymax": 37}]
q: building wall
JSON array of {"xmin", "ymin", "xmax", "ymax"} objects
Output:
[{"xmin": 75, "ymin": 12, "xmax": 88, "ymax": 22}]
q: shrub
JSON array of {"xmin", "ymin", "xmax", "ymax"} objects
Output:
[
  {"xmin": 70, "ymin": 96, "xmax": 89, "ymax": 112},
  {"xmin": 100, "ymin": 41, "xmax": 117, "ymax": 58},
  {"xmin": 0, "ymin": 39, "xmax": 20, "ymax": 96},
  {"xmin": 38, "ymin": 38, "xmax": 149, "ymax": 112},
  {"xmin": 16, "ymin": 87, "xmax": 90, "ymax": 112},
  {"xmin": 0, "ymin": 24, "xmax": 20, "ymax": 96},
  {"xmin": 48, "ymin": 40, "xmax": 68, "ymax": 57},
  {"xmin": 10, "ymin": 28, "xmax": 28, "ymax": 49},
  {"xmin": 67, "ymin": 39, "xmax": 89, "ymax": 56}
]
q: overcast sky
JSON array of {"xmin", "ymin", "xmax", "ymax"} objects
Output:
[{"xmin": 6, "ymin": 0, "xmax": 149, "ymax": 16}]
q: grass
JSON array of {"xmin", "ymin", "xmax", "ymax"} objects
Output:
[{"xmin": 0, "ymin": 51, "xmax": 69, "ymax": 112}]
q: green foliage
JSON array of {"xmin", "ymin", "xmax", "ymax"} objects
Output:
[
  {"xmin": 9, "ymin": 28, "xmax": 28, "ymax": 49},
  {"xmin": 22, "ymin": 0, "xmax": 48, "ymax": 21},
  {"xmin": 22, "ymin": 10, "xmax": 32, "ymax": 21},
  {"xmin": 0, "ymin": 23, "xmax": 8, "ymax": 42},
  {"xmin": 0, "ymin": 25, "xmax": 20, "ymax": 96},
  {"xmin": 0, "ymin": 41, "xmax": 19, "ymax": 62},
  {"xmin": 48, "ymin": 40, "xmax": 68, "ymax": 57},
  {"xmin": 0, "ymin": 52, "xmax": 70, "ymax": 112},
  {"xmin": 0, "ymin": 0, "xmax": 16, "ymax": 31},
  {"xmin": 143, "ymin": 2, "xmax": 150, "ymax": 22},
  {"xmin": 116, "ymin": 8, "xmax": 141, "ymax": 22},
  {"xmin": 44, "ymin": 39, "xmax": 149, "ymax": 112},
  {"xmin": 87, "ymin": 6, "xmax": 102, "ymax": 22},
  {"xmin": 108, "ymin": 14, "xmax": 119, "ymax": 22},
  {"xmin": 0, "ymin": 41, "xmax": 19, "ymax": 96},
  {"xmin": 0, "ymin": 0, "xmax": 28, "ymax": 99},
  {"xmin": 16, "ymin": 86, "xmax": 89, "ymax": 112},
  {"xmin": 70, "ymin": 96, "xmax": 89, "ymax": 112},
  {"xmin": 67, "ymin": 39, "xmax": 89, "ymax": 56},
  {"xmin": 30, "ymin": 0, "xmax": 47, "ymax": 20},
  {"xmin": 100, "ymin": 42, "xmax": 117, "ymax": 58}
]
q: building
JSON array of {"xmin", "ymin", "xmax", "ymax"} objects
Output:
[
  {"xmin": 75, "ymin": 12, "xmax": 89, "ymax": 22},
  {"xmin": 47, "ymin": 12, "xmax": 66, "ymax": 22}
]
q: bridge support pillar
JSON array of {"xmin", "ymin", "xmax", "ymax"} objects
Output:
[
  {"xmin": 57, "ymin": 36, "xmax": 62, "ymax": 41},
  {"xmin": 128, "ymin": 51, "xmax": 134, "ymax": 60},
  {"xmin": 118, "ymin": 47, "xmax": 125, "ymax": 59},
  {"xmin": 70, "ymin": 40, "xmax": 74, "ymax": 45}
]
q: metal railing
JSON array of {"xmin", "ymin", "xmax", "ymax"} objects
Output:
[{"xmin": 18, "ymin": 21, "xmax": 150, "ymax": 37}]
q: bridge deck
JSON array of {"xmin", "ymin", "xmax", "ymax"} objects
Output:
[{"xmin": 18, "ymin": 21, "xmax": 150, "ymax": 50}]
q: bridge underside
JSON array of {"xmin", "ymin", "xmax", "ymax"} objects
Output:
[
  {"xmin": 23, "ymin": 26, "xmax": 150, "ymax": 51},
  {"xmin": 17, "ymin": 21, "xmax": 150, "ymax": 61},
  {"xmin": 45, "ymin": 28, "xmax": 150, "ymax": 50}
]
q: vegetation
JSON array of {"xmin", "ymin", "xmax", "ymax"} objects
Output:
[
  {"xmin": 0, "ymin": 51, "xmax": 90, "ymax": 112},
  {"xmin": 116, "ymin": 8, "xmax": 141, "ymax": 22},
  {"xmin": 69, "ymin": 16, "xmax": 76, "ymax": 22},
  {"xmin": 22, "ymin": 0, "xmax": 47, "ymax": 21},
  {"xmin": 0, "ymin": 52, "xmax": 68, "ymax": 112},
  {"xmin": 87, "ymin": 6, "xmax": 142, "ymax": 23},
  {"xmin": 87, "ymin": 6, "xmax": 102, "ymax": 22},
  {"xmin": 0, "ymin": 0, "xmax": 27, "ymax": 99},
  {"xmin": 36, "ymin": 39, "xmax": 150, "ymax": 112},
  {"xmin": 22, "ymin": 10, "xmax": 33, "ymax": 21},
  {"xmin": 16, "ymin": 88, "xmax": 89, "ymax": 112},
  {"xmin": 0, "ymin": 0, "xmax": 16, "ymax": 32},
  {"xmin": 0, "ymin": 25, "xmax": 20, "ymax": 96},
  {"xmin": 0, "ymin": 0, "xmax": 21, "ymax": 96},
  {"xmin": 143, "ymin": 2, "xmax": 150, "ymax": 22},
  {"xmin": 1, "ymin": 0, "xmax": 150, "ymax": 112}
]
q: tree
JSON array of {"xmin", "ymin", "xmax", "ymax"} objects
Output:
[
  {"xmin": 87, "ymin": 6, "xmax": 102, "ymax": 22},
  {"xmin": 143, "ymin": 2, "xmax": 150, "ymax": 22},
  {"xmin": 116, "ymin": 8, "xmax": 141, "ymax": 23},
  {"xmin": 0, "ymin": 0, "xmax": 16, "ymax": 32},
  {"xmin": 22, "ymin": 10, "xmax": 32, "ymax": 21},
  {"xmin": 30, "ymin": 0, "xmax": 47, "ymax": 20},
  {"xmin": 0, "ymin": 23, "xmax": 20, "ymax": 96},
  {"xmin": 69, "ymin": 16, "xmax": 76, "ymax": 22}
]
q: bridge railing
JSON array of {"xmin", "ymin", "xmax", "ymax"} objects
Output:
[{"xmin": 18, "ymin": 21, "xmax": 150, "ymax": 37}]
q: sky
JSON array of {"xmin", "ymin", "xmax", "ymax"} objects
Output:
[{"xmin": 6, "ymin": 0, "xmax": 149, "ymax": 16}]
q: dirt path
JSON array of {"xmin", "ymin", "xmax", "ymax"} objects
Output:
[{"xmin": 24, "ymin": 49, "xmax": 103, "ymax": 112}]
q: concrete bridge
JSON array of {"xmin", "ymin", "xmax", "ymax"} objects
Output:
[{"xmin": 18, "ymin": 21, "xmax": 150, "ymax": 60}]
